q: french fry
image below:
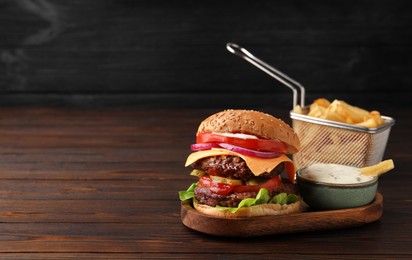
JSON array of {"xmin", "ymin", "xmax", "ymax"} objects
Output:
[
  {"xmin": 359, "ymin": 159, "xmax": 395, "ymax": 176},
  {"xmin": 340, "ymin": 101, "xmax": 369, "ymax": 124},
  {"xmin": 293, "ymin": 105, "xmax": 304, "ymax": 114},
  {"xmin": 308, "ymin": 104, "xmax": 326, "ymax": 118},
  {"xmin": 324, "ymin": 100, "xmax": 347, "ymax": 123},
  {"xmin": 356, "ymin": 111, "xmax": 383, "ymax": 128},
  {"xmin": 370, "ymin": 111, "xmax": 384, "ymax": 126},
  {"xmin": 306, "ymin": 98, "xmax": 385, "ymax": 128},
  {"xmin": 313, "ymin": 98, "xmax": 331, "ymax": 108},
  {"xmin": 346, "ymin": 116, "xmax": 355, "ymax": 124},
  {"xmin": 356, "ymin": 117, "xmax": 378, "ymax": 128}
]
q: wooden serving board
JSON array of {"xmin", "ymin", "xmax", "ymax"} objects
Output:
[{"xmin": 181, "ymin": 192, "xmax": 383, "ymax": 237}]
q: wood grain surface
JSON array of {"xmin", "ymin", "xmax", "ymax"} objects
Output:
[{"xmin": 0, "ymin": 107, "xmax": 410, "ymax": 259}]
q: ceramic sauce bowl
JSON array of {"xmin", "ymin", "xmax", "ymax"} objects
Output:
[{"xmin": 296, "ymin": 163, "xmax": 378, "ymax": 210}]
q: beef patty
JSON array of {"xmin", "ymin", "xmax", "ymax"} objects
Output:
[{"xmin": 191, "ymin": 155, "xmax": 284, "ymax": 182}]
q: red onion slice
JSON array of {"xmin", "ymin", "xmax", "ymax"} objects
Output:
[
  {"xmin": 190, "ymin": 143, "xmax": 220, "ymax": 151},
  {"xmin": 218, "ymin": 143, "xmax": 280, "ymax": 158}
]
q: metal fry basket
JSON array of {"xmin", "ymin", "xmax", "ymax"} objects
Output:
[
  {"xmin": 227, "ymin": 43, "xmax": 395, "ymax": 168},
  {"xmin": 290, "ymin": 108, "xmax": 394, "ymax": 168}
]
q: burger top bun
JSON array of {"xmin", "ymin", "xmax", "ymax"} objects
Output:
[
  {"xmin": 197, "ymin": 109, "xmax": 300, "ymax": 154},
  {"xmin": 193, "ymin": 199, "xmax": 301, "ymax": 218}
]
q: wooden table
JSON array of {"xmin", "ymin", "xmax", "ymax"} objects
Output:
[{"xmin": 0, "ymin": 107, "xmax": 410, "ymax": 259}]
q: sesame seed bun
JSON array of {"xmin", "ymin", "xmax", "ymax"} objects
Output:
[
  {"xmin": 193, "ymin": 199, "xmax": 301, "ymax": 218},
  {"xmin": 196, "ymin": 109, "xmax": 300, "ymax": 154}
]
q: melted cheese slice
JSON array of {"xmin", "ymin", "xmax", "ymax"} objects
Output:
[{"xmin": 185, "ymin": 148, "xmax": 296, "ymax": 183}]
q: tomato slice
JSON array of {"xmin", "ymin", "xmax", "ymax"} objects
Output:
[
  {"xmin": 196, "ymin": 133, "xmax": 287, "ymax": 153},
  {"xmin": 198, "ymin": 175, "xmax": 281, "ymax": 195},
  {"xmin": 199, "ymin": 176, "xmax": 235, "ymax": 195}
]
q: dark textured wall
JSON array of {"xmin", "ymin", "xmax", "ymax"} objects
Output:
[{"xmin": 0, "ymin": 0, "xmax": 411, "ymax": 108}]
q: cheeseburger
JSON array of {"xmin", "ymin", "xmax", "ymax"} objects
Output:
[{"xmin": 179, "ymin": 109, "xmax": 302, "ymax": 218}]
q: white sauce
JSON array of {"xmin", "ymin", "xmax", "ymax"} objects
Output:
[
  {"xmin": 214, "ymin": 132, "xmax": 258, "ymax": 139},
  {"xmin": 300, "ymin": 163, "xmax": 375, "ymax": 184}
]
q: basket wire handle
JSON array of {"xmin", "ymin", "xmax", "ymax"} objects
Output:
[{"xmin": 226, "ymin": 43, "xmax": 305, "ymax": 109}]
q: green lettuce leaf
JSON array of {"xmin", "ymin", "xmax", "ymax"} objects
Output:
[
  {"xmin": 216, "ymin": 188, "xmax": 272, "ymax": 213},
  {"xmin": 271, "ymin": 193, "xmax": 300, "ymax": 205},
  {"xmin": 178, "ymin": 182, "xmax": 198, "ymax": 201}
]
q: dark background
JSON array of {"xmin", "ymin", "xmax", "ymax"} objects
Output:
[{"xmin": 1, "ymin": 0, "xmax": 411, "ymax": 109}]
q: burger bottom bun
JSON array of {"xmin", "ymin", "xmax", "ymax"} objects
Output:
[{"xmin": 193, "ymin": 199, "xmax": 301, "ymax": 218}]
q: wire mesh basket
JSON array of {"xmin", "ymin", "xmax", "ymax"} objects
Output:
[
  {"xmin": 227, "ymin": 43, "xmax": 395, "ymax": 169},
  {"xmin": 290, "ymin": 108, "xmax": 394, "ymax": 168}
]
